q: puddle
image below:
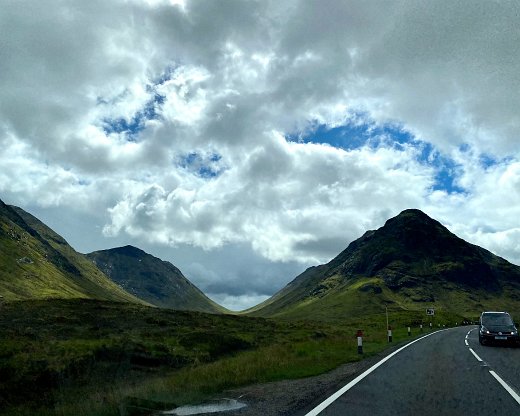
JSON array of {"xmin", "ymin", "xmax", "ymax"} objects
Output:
[{"xmin": 161, "ymin": 398, "xmax": 246, "ymax": 415}]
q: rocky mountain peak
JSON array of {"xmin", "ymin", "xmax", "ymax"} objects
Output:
[
  {"xmin": 109, "ymin": 245, "xmax": 147, "ymax": 258},
  {"xmin": 249, "ymin": 209, "xmax": 520, "ymax": 319},
  {"xmin": 86, "ymin": 246, "xmax": 225, "ymax": 313}
]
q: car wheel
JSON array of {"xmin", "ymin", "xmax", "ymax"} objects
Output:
[{"xmin": 479, "ymin": 335, "xmax": 485, "ymax": 345}]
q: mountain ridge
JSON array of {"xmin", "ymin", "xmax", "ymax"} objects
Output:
[
  {"xmin": 247, "ymin": 209, "xmax": 520, "ymax": 319},
  {"xmin": 4, "ymin": 200, "xmax": 520, "ymax": 319},
  {"xmin": 0, "ymin": 199, "xmax": 143, "ymax": 303},
  {"xmin": 1, "ymin": 198, "xmax": 225, "ymax": 313},
  {"xmin": 87, "ymin": 245, "xmax": 226, "ymax": 314}
]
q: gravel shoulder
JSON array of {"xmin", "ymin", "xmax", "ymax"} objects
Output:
[{"xmin": 211, "ymin": 340, "xmax": 415, "ymax": 416}]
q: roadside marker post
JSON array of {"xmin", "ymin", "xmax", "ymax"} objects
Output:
[
  {"xmin": 420, "ymin": 324, "xmax": 423, "ymax": 332},
  {"xmin": 356, "ymin": 330, "xmax": 363, "ymax": 355},
  {"xmin": 407, "ymin": 326, "xmax": 411, "ymax": 336},
  {"xmin": 385, "ymin": 306, "xmax": 392, "ymax": 342},
  {"xmin": 426, "ymin": 308, "xmax": 435, "ymax": 331}
]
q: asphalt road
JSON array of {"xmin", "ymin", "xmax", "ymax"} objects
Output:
[{"xmin": 302, "ymin": 326, "xmax": 520, "ymax": 416}]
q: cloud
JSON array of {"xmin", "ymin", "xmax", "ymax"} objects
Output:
[
  {"xmin": 2, "ymin": 1, "xmax": 520, "ymax": 309},
  {"xmin": 103, "ymin": 134, "xmax": 434, "ymax": 263},
  {"xmin": 427, "ymin": 157, "xmax": 520, "ymax": 264}
]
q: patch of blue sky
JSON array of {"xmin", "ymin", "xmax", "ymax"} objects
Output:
[
  {"xmin": 433, "ymin": 169, "xmax": 466, "ymax": 194},
  {"xmin": 100, "ymin": 65, "xmax": 177, "ymax": 141},
  {"xmin": 286, "ymin": 117, "xmax": 415, "ymax": 151},
  {"xmin": 177, "ymin": 152, "xmax": 224, "ymax": 179},
  {"xmin": 458, "ymin": 143, "xmax": 511, "ymax": 170},
  {"xmin": 101, "ymin": 92, "xmax": 165, "ymax": 141},
  {"xmin": 151, "ymin": 63, "xmax": 179, "ymax": 86},
  {"xmin": 286, "ymin": 118, "xmax": 468, "ymax": 195},
  {"xmin": 426, "ymin": 150, "xmax": 466, "ymax": 194},
  {"xmin": 475, "ymin": 150, "xmax": 514, "ymax": 171},
  {"xmin": 479, "ymin": 154, "xmax": 498, "ymax": 169}
]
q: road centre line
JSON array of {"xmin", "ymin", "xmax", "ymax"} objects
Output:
[
  {"xmin": 489, "ymin": 370, "xmax": 520, "ymax": 406},
  {"xmin": 304, "ymin": 329, "xmax": 448, "ymax": 416},
  {"xmin": 464, "ymin": 328, "xmax": 477, "ymax": 346},
  {"xmin": 466, "ymin": 328, "xmax": 520, "ymax": 407},
  {"xmin": 469, "ymin": 348, "xmax": 483, "ymax": 362}
]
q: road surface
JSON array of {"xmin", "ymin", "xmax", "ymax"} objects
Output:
[{"xmin": 301, "ymin": 326, "xmax": 520, "ymax": 415}]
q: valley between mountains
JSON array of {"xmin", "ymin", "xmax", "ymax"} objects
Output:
[{"xmin": 1, "ymin": 197, "xmax": 520, "ymax": 415}]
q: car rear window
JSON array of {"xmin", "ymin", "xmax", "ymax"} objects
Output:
[{"xmin": 482, "ymin": 313, "xmax": 513, "ymax": 326}]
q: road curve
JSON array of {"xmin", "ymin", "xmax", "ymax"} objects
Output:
[{"xmin": 300, "ymin": 326, "xmax": 520, "ymax": 416}]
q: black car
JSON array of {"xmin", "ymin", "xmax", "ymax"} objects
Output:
[{"xmin": 478, "ymin": 311, "xmax": 519, "ymax": 346}]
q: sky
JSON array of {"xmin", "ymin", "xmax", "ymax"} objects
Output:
[{"xmin": 1, "ymin": 0, "xmax": 520, "ymax": 311}]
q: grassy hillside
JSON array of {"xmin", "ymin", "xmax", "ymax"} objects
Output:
[
  {"xmin": 87, "ymin": 246, "xmax": 226, "ymax": 313},
  {"xmin": 0, "ymin": 299, "xmax": 468, "ymax": 415},
  {"xmin": 247, "ymin": 209, "xmax": 520, "ymax": 320},
  {"xmin": 250, "ymin": 275, "xmax": 520, "ymax": 322},
  {"xmin": 0, "ymin": 200, "xmax": 142, "ymax": 303}
]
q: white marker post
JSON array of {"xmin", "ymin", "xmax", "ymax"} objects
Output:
[
  {"xmin": 426, "ymin": 308, "xmax": 435, "ymax": 331},
  {"xmin": 356, "ymin": 329, "xmax": 363, "ymax": 354},
  {"xmin": 407, "ymin": 326, "xmax": 411, "ymax": 336},
  {"xmin": 385, "ymin": 306, "xmax": 393, "ymax": 342},
  {"xmin": 420, "ymin": 324, "xmax": 423, "ymax": 332}
]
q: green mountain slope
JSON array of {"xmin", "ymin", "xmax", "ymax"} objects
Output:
[
  {"xmin": 248, "ymin": 209, "xmax": 520, "ymax": 320},
  {"xmin": 0, "ymin": 199, "xmax": 143, "ymax": 303},
  {"xmin": 87, "ymin": 246, "xmax": 226, "ymax": 313}
]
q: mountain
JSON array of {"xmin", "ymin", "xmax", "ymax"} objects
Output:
[
  {"xmin": 0, "ymin": 199, "xmax": 143, "ymax": 303},
  {"xmin": 87, "ymin": 245, "xmax": 226, "ymax": 313},
  {"xmin": 247, "ymin": 209, "xmax": 520, "ymax": 320}
]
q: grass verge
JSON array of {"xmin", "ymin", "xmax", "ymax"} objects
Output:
[{"xmin": 0, "ymin": 299, "xmax": 472, "ymax": 415}]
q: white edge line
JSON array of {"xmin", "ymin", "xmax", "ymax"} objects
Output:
[
  {"xmin": 489, "ymin": 370, "xmax": 520, "ymax": 405},
  {"xmin": 469, "ymin": 348, "xmax": 483, "ymax": 362},
  {"xmin": 304, "ymin": 329, "xmax": 448, "ymax": 416},
  {"xmin": 464, "ymin": 339, "xmax": 469, "ymax": 346}
]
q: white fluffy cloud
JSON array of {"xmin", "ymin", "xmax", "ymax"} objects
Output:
[
  {"xmin": 103, "ymin": 134, "xmax": 434, "ymax": 263},
  {"xmin": 2, "ymin": 0, "xmax": 520, "ymax": 308}
]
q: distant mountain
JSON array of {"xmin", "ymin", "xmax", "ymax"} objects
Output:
[
  {"xmin": 248, "ymin": 209, "xmax": 520, "ymax": 320},
  {"xmin": 87, "ymin": 246, "xmax": 226, "ymax": 313},
  {"xmin": 0, "ymin": 199, "xmax": 143, "ymax": 303}
]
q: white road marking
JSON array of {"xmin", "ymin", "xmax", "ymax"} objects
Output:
[
  {"xmin": 465, "ymin": 327, "xmax": 478, "ymax": 347},
  {"xmin": 489, "ymin": 370, "xmax": 520, "ymax": 406},
  {"xmin": 304, "ymin": 329, "xmax": 448, "ymax": 416},
  {"xmin": 469, "ymin": 348, "xmax": 483, "ymax": 362},
  {"xmin": 467, "ymin": 326, "xmax": 520, "ymax": 406}
]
